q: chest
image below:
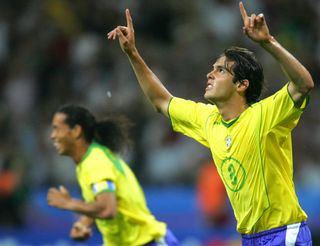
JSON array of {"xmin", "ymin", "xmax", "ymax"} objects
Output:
[{"xmin": 206, "ymin": 114, "xmax": 262, "ymax": 160}]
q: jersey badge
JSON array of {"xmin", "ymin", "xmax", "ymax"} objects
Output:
[{"xmin": 225, "ymin": 135, "xmax": 232, "ymax": 149}]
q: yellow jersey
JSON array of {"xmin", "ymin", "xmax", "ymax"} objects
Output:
[
  {"xmin": 76, "ymin": 142, "xmax": 166, "ymax": 245},
  {"xmin": 168, "ymin": 83, "xmax": 308, "ymax": 234}
]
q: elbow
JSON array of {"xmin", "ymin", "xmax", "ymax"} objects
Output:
[
  {"xmin": 306, "ymin": 78, "xmax": 314, "ymax": 91},
  {"xmin": 302, "ymin": 79, "xmax": 314, "ymax": 94},
  {"xmin": 304, "ymin": 73, "xmax": 315, "ymax": 91},
  {"xmin": 297, "ymin": 75, "xmax": 314, "ymax": 94}
]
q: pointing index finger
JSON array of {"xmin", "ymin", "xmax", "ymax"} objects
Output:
[
  {"xmin": 239, "ymin": 1, "xmax": 248, "ymax": 22},
  {"xmin": 126, "ymin": 9, "xmax": 133, "ymax": 30}
]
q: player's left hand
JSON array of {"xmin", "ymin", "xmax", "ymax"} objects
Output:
[
  {"xmin": 239, "ymin": 1, "xmax": 272, "ymax": 43},
  {"xmin": 70, "ymin": 221, "xmax": 93, "ymax": 241},
  {"xmin": 47, "ymin": 185, "xmax": 71, "ymax": 209},
  {"xmin": 107, "ymin": 9, "xmax": 136, "ymax": 55}
]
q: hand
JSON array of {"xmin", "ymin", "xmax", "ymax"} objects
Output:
[
  {"xmin": 107, "ymin": 9, "xmax": 136, "ymax": 55},
  {"xmin": 47, "ymin": 185, "xmax": 71, "ymax": 209},
  {"xmin": 70, "ymin": 221, "xmax": 92, "ymax": 241},
  {"xmin": 239, "ymin": 1, "xmax": 272, "ymax": 43}
]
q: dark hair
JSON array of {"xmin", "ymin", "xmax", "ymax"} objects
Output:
[
  {"xmin": 223, "ymin": 46, "xmax": 264, "ymax": 104},
  {"xmin": 56, "ymin": 104, "xmax": 132, "ymax": 154}
]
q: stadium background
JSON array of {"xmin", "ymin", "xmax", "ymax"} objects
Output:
[{"xmin": 0, "ymin": 0, "xmax": 319, "ymax": 245}]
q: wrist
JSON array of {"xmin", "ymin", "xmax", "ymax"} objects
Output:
[
  {"xmin": 259, "ymin": 35, "xmax": 279, "ymax": 51},
  {"xmin": 126, "ymin": 47, "xmax": 138, "ymax": 58},
  {"xmin": 79, "ymin": 216, "xmax": 94, "ymax": 227},
  {"xmin": 260, "ymin": 35, "xmax": 275, "ymax": 46}
]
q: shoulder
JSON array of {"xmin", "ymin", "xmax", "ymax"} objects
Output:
[
  {"xmin": 170, "ymin": 97, "xmax": 217, "ymax": 113},
  {"xmin": 258, "ymin": 83, "xmax": 308, "ymax": 111},
  {"xmin": 80, "ymin": 143, "xmax": 111, "ymax": 168},
  {"xmin": 88, "ymin": 143, "xmax": 108, "ymax": 158},
  {"xmin": 259, "ymin": 83, "xmax": 290, "ymax": 104}
]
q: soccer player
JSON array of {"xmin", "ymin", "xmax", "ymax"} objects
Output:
[
  {"xmin": 108, "ymin": 1, "xmax": 314, "ymax": 245},
  {"xmin": 47, "ymin": 104, "xmax": 179, "ymax": 246}
]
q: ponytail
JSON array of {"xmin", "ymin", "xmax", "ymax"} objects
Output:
[{"xmin": 94, "ymin": 115, "xmax": 133, "ymax": 154}]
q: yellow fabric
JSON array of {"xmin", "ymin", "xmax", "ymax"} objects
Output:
[
  {"xmin": 76, "ymin": 142, "xmax": 166, "ymax": 245},
  {"xmin": 169, "ymin": 83, "xmax": 308, "ymax": 234}
]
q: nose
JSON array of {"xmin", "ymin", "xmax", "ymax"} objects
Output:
[
  {"xmin": 207, "ymin": 70, "xmax": 214, "ymax": 80},
  {"xmin": 50, "ymin": 130, "xmax": 56, "ymax": 140}
]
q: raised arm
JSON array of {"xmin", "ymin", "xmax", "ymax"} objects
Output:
[
  {"xmin": 239, "ymin": 1, "xmax": 314, "ymax": 106},
  {"xmin": 108, "ymin": 9, "xmax": 172, "ymax": 117}
]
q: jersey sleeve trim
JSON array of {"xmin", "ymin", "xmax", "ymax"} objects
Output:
[
  {"xmin": 167, "ymin": 96, "xmax": 175, "ymax": 124},
  {"xmin": 286, "ymin": 82, "xmax": 310, "ymax": 110}
]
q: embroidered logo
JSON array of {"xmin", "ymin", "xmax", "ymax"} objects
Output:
[{"xmin": 225, "ymin": 135, "xmax": 232, "ymax": 149}]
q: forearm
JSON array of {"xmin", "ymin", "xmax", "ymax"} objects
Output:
[
  {"xmin": 127, "ymin": 48, "xmax": 172, "ymax": 116},
  {"xmin": 260, "ymin": 36, "xmax": 314, "ymax": 94},
  {"xmin": 65, "ymin": 198, "xmax": 114, "ymax": 220}
]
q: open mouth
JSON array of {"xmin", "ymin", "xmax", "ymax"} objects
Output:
[
  {"xmin": 206, "ymin": 84, "xmax": 213, "ymax": 90},
  {"xmin": 206, "ymin": 82, "xmax": 214, "ymax": 91},
  {"xmin": 53, "ymin": 142, "xmax": 60, "ymax": 150}
]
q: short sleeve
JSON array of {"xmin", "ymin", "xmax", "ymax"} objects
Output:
[
  {"xmin": 261, "ymin": 83, "xmax": 308, "ymax": 131},
  {"xmin": 168, "ymin": 97, "xmax": 216, "ymax": 147}
]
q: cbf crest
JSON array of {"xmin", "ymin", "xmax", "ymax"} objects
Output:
[{"xmin": 225, "ymin": 135, "xmax": 232, "ymax": 149}]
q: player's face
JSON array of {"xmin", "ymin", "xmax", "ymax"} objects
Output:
[
  {"xmin": 204, "ymin": 56, "xmax": 237, "ymax": 103},
  {"xmin": 51, "ymin": 112, "xmax": 75, "ymax": 156}
]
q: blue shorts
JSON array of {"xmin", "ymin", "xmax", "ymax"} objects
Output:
[
  {"xmin": 145, "ymin": 228, "xmax": 180, "ymax": 246},
  {"xmin": 241, "ymin": 222, "xmax": 312, "ymax": 246}
]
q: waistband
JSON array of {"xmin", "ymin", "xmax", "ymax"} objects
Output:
[{"xmin": 241, "ymin": 221, "xmax": 307, "ymax": 239}]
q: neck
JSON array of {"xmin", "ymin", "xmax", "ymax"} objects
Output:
[
  {"xmin": 216, "ymin": 99, "xmax": 248, "ymax": 121},
  {"xmin": 71, "ymin": 140, "xmax": 91, "ymax": 164}
]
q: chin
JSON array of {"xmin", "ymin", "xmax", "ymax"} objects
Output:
[
  {"xmin": 204, "ymin": 93, "xmax": 214, "ymax": 101},
  {"xmin": 204, "ymin": 95, "xmax": 216, "ymax": 105},
  {"xmin": 56, "ymin": 148, "xmax": 66, "ymax": 156},
  {"xmin": 204, "ymin": 92, "xmax": 209, "ymax": 100}
]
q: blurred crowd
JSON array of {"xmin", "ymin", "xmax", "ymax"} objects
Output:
[{"xmin": 0, "ymin": 0, "xmax": 319, "ymax": 226}]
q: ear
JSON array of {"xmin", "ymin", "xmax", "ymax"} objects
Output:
[
  {"xmin": 236, "ymin": 79, "xmax": 249, "ymax": 92},
  {"xmin": 72, "ymin": 124, "xmax": 83, "ymax": 139}
]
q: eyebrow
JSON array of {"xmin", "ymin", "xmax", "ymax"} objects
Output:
[{"xmin": 213, "ymin": 64, "xmax": 234, "ymax": 75}]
